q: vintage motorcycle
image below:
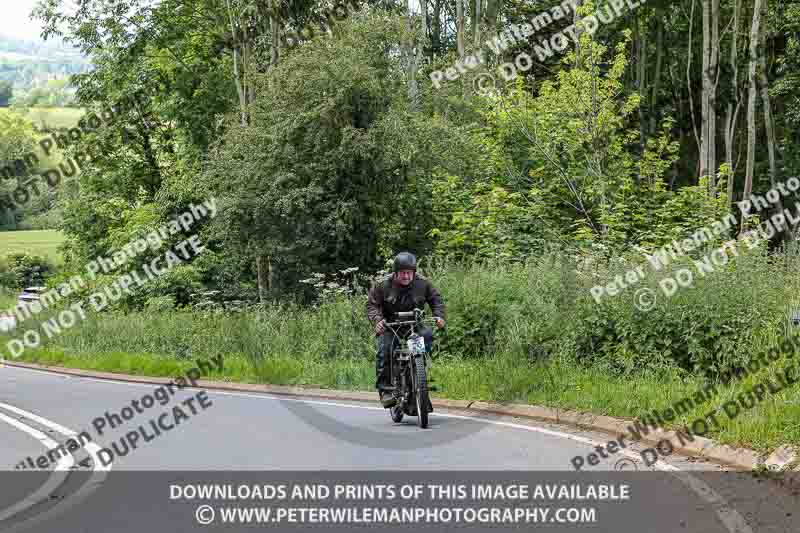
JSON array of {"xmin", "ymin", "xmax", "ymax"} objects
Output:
[{"xmin": 381, "ymin": 308, "xmax": 438, "ymax": 428}]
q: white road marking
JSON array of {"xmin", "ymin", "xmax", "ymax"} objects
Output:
[
  {"xmin": 4, "ymin": 365, "xmax": 754, "ymax": 533},
  {"xmin": 0, "ymin": 411, "xmax": 72, "ymax": 522},
  {"xmin": 0, "ymin": 401, "xmax": 111, "ymax": 532},
  {"xmin": 0, "ymin": 402, "xmax": 87, "ymax": 438},
  {"xmin": 0, "ymin": 401, "xmax": 111, "ymax": 472}
]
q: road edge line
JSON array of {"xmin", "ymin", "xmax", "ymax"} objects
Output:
[{"xmin": 4, "ymin": 359, "xmax": 799, "ymax": 477}]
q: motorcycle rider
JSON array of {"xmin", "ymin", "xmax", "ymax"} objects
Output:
[{"xmin": 366, "ymin": 252, "xmax": 446, "ymax": 408}]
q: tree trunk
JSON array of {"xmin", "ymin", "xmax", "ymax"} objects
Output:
[
  {"xmin": 757, "ymin": 0, "xmax": 782, "ymax": 241},
  {"xmin": 724, "ymin": 0, "xmax": 741, "ymax": 209},
  {"xmin": 256, "ymin": 254, "xmax": 268, "ymax": 303},
  {"xmin": 246, "ymin": 38, "xmax": 256, "ymax": 106},
  {"xmin": 422, "ymin": 0, "xmax": 429, "ymax": 43},
  {"xmin": 573, "ymin": 0, "xmax": 583, "ymax": 64},
  {"xmin": 474, "ymin": 0, "xmax": 481, "ymax": 50},
  {"xmin": 268, "ymin": 256, "xmax": 274, "ymax": 295},
  {"xmin": 432, "ymin": 0, "xmax": 442, "ymax": 55},
  {"xmin": 687, "ymin": 0, "xmax": 701, "ymax": 172},
  {"xmin": 456, "ymin": 0, "xmax": 465, "ymax": 58},
  {"xmin": 636, "ymin": 16, "xmax": 648, "ymax": 158},
  {"xmin": 670, "ymin": 163, "xmax": 679, "ymax": 190},
  {"xmin": 649, "ymin": 13, "xmax": 664, "ymax": 137},
  {"xmin": 485, "ymin": 0, "xmax": 500, "ymax": 34},
  {"xmin": 407, "ymin": 0, "xmax": 421, "ymax": 108},
  {"xmin": 743, "ymin": 0, "xmax": 763, "ymax": 207},
  {"xmin": 270, "ymin": 0, "xmax": 280, "ymax": 68},
  {"xmin": 699, "ymin": 0, "xmax": 719, "ymax": 192},
  {"xmin": 225, "ymin": 0, "xmax": 248, "ymax": 126},
  {"xmin": 668, "ymin": 61, "xmax": 686, "ymax": 186},
  {"xmin": 757, "ymin": 0, "xmax": 776, "ymax": 189}
]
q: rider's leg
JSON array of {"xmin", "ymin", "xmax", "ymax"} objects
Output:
[
  {"xmin": 375, "ymin": 333, "xmax": 387, "ymax": 389},
  {"xmin": 376, "ymin": 332, "xmax": 397, "ymax": 408},
  {"xmin": 376, "ymin": 332, "xmax": 398, "ymax": 386}
]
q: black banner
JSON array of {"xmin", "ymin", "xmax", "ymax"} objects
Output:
[{"xmin": 1, "ymin": 470, "xmax": 798, "ymax": 532}]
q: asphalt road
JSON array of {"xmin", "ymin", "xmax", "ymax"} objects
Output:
[{"xmin": 0, "ymin": 364, "xmax": 798, "ymax": 533}]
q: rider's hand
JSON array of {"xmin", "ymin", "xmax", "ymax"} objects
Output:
[
  {"xmin": 435, "ymin": 317, "xmax": 445, "ymax": 329},
  {"xmin": 375, "ymin": 319, "xmax": 386, "ymax": 334}
]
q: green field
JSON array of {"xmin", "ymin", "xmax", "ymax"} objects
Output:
[
  {"xmin": 0, "ymin": 107, "xmax": 84, "ymax": 130},
  {"xmin": 0, "ymin": 230, "xmax": 65, "ymax": 264},
  {"xmin": 0, "ymin": 287, "xmax": 15, "ymax": 309}
]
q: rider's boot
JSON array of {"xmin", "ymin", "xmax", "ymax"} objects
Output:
[
  {"xmin": 380, "ymin": 391, "xmax": 397, "ymax": 408},
  {"xmin": 379, "ymin": 387, "xmax": 396, "ymax": 408},
  {"xmin": 377, "ymin": 373, "xmax": 396, "ymax": 408}
]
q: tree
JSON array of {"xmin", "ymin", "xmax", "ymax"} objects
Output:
[
  {"xmin": 0, "ymin": 111, "xmax": 40, "ymax": 229},
  {"xmin": 0, "ymin": 81, "xmax": 12, "ymax": 107},
  {"xmin": 457, "ymin": 0, "xmax": 465, "ymax": 58},
  {"xmin": 743, "ymin": 0, "xmax": 765, "ymax": 206},
  {"xmin": 204, "ymin": 12, "xmax": 477, "ymax": 299},
  {"xmin": 220, "ymin": 0, "xmax": 287, "ymax": 300},
  {"xmin": 700, "ymin": 0, "xmax": 720, "ymax": 190},
  {"xmin": 723, "ymin": 0, "xmax": 743, "ymax": 209},
  {"xmin": 758, "ymin": 0, "xmax": 777, "ymax": 191},
  {"xmin": 30, "ymin": 0, "xmax": 237, "ymax": 271}
]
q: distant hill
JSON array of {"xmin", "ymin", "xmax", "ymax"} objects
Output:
[
  {"xmin": 0, "ymin": 35, "xmax": 91, "ymax": 95},
  {"xmin": 0, "ymin": 33, "xmax": 87, "ymax": 61}
]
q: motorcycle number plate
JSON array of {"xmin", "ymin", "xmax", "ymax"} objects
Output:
[{"xmin": 407, "ymin": 336, "xmax": 425, "ymax": 354}]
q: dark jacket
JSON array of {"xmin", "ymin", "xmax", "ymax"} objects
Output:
[{"xmin": 366, "ymin": 274, "xmax": 446, "ymax": 333}]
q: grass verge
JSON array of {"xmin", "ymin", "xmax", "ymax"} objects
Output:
[
  {"xmin": 11, "ymin": 343, "xmax": 799, "ymax": 457},
  {"xmin": 2, "ymin": 254, "xmax": 799, "ymax": 461}
]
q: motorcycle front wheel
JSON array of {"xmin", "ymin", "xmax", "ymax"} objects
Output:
[{"xmin": 413, "ymin": 357, "xmax": 429, "ymax": 428}]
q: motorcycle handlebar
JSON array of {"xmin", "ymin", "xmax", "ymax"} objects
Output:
[
  {"xmin": 385, "ymin": 317, "xmax": 439, "ymax": 328},
  {"xmin": 384, "ymin": 320, "xmax": 416, "ymax": 327},
  {"xmin": 383, "ymin": 309, "xmax": 442, "ymax": 328}
]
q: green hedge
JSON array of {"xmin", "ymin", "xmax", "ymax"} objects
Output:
[
  {"xmin": 0, "ymin": 252, "xmax": 54, "ymax": 289},
  {"xmin": 4, "ymin": 249, "xmax": 797, "ymax": 383}
]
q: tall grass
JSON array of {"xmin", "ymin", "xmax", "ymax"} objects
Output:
[
  {"xmin": 5, "ymin": 247, "xmax": 799, "ymax": 373},
  {"xmin": 3, "ymin": 249, "xmax": 800, "ymax": 452}
]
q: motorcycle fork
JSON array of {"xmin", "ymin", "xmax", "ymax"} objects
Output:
[{"xmin": 398, "ymin": 363, "xmax": 409, "ymax": 405}]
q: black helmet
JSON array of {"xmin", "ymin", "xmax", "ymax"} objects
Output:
[{"xmin": 393, "ymin": 252, "xmax": 417, "ymax": 272}]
